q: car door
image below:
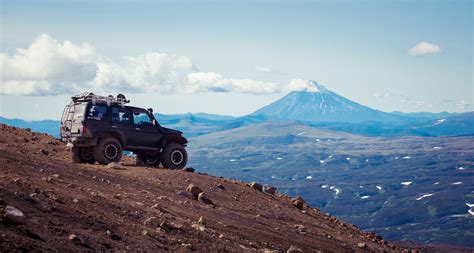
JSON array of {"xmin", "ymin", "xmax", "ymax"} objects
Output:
[
  {"xmin": 130, "ymin": 108, "xmax": 162, "ymax": 149},
  {"xmin": 110, "ymin": 106, "xmax": 135, "ymax": 146}
]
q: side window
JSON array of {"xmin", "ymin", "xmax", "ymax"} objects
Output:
[
  {"xmin": 61, "ymin": 105, "xmax": 70, "ymax": 123},
  {"xmin": 112, "ymin": 107, "xmax": 131, "ymax": 124},
  {"xmin": 69, "ymin": 103, "xmax": 86, "ymax": 121},
  {"xmin": 87, "ymin": 105, "xmax": 108, "ymax": 121},
  {"xmin": 133, "ymin": 111, "xmax": 153, "ymax": 127}
]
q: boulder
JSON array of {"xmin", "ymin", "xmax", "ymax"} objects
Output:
[
  {"xmin": 3, "ymin": 205, "xmax": 26, "ymax": 226},
  {"xmin": 186, "ymin": 184, "xmax": 203, "ymax": 198},
  {"xmin": 249, "ymin": 182, "xmax": 263, "ymax": 192},
  {"xmin": 263, "ymin": 185, "xmax": 277, "ymax": 194},
  {"xmin": 216, "ymin": 184, "xmax": 225, "ymax": 190}
]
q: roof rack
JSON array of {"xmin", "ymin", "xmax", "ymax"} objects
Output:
[{"xmin": 71, "ymin": 92, "xmax": 130, "ymax": 107}]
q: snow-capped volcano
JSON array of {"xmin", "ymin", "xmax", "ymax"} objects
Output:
[{"xmin": 251, "ymin": 80, "xmax": 407, "ymax": 123}]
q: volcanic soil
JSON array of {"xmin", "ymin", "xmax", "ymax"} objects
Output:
[{"xmin": 1, "ymin": 124, "xmax": 405, "ymax": 252}]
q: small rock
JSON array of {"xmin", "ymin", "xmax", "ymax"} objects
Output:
[
  {"xmin": 31, "ymin": 136, "xmax": 38, "ymax": 141},
  {"xmin": 287, "ymin": 245, "xmax": 303, "ymax": 253},
  {"xmin": 249, "ymin": 182, "xmax": 263, "ymax": 192},
  {"xmin": 197, "ymin": 216, "xmax": 205, "ymax": 224},
  {"xmin": 108, "ymin": 162, "xmax": 124, "ymax": 169},
  {"xmin": 191, "ymin": 223, "xmax": 205, "ymax": 232},
  {"xmin": 198, "ymin": 192, "xmax": 213, "ymax": 205},
  {"xmin": 357, "ymin": 242, "xmax": 366, "ymax": 248},
  {"xmin": 182, "ymin": 167, "xmax": 195, "ymax": 173},
  {"xmin": 263, "ymin": 185, "xmax": 277, "ymax": 194},
  {"xmin": 41, "ymin": 176, "xmax": 52, "ymax": 182},
  {"xmin": 40, "ymin": 149, "xmax": 49, "ymax": 156},
  {"xmin": 216, "ymin": 184, "xmax": 225, "ymax": 190},
  {"xmin": 160, "ymin": 220, "xmax": 181, "ymax": 230},
  {"xmin": 113, "ymin": 194, "xmax": 122, "ymax": 199},
  {"xmin": 292, "ymin": 196, "xmax": 306, "ymax": 210},
  {"xmin": 72, "ymin": 198, "xmax": 79, "ymax": 203},
  {"xmin": 144, "ymin": 217, "xmax": 159, "ymax": 226},
  {"xmin": 23, "ymin": 137, "xmax": 29, "ymax": 143},
  {"xmin": 51, "ymin": 174, "xmax": 60, "ymax": 178},
  {"xmin": 69, "ymin": 234, "xmax": 83, "ymax": 245},
  {"xmin": 106, "ymin": 230, "xmax": 121, "ymax": 240},
  {"xmin": 186, "ymin": 184, "xmax": 203, "ymax": 198},
  {"xmin": 3, "ymin": 205, "xmax": 26, "ymax": 226}
]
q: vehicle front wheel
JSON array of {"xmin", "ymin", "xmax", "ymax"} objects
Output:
[
  {"xmin": 93, "ymin": 137, "xmax": 123, "ymax": 165},
  {"xmin": 160, "ymin": 143, "xmax": 187, "ymax": 169},
  {"xmin": 71, "ymin": 147, "xmax": 96, "ymax": 164}
]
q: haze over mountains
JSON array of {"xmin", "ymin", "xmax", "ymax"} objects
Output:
[
  {"xmin": 1, "ymin": 80, "xmax": 473, "ymax": 246},
  {"xmin": 2, "ymin": 80, "xmax": 472, "ymax": 138}
]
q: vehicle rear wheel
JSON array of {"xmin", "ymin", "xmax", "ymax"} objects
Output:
[
  {"xmin": 136, "ymin": 153, "xmax": 160, "ymax": 167},
  {"xmin": 160, "ymin": 143, "xmax": 187, "ymax": 169},
  {"xmin": 71, "ymin": 147, "xmax": 96, "ymax": 164},
  {"xmin": 93, "ymin": 137, "xmax": 123, "ymax": 165}
]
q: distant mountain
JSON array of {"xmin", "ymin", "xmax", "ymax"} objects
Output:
[
  {"xmin": 155, "ymin": 112, "xmax": 236, "ymax": 122},
  {"xmin": 251, "ymin": 80, "xmax": 409, "ymax": 124},
  {"xmin": 307, "ymin": 112, "xmax": 474, "ymax": 137},
  {"xmin": 0, "ymin": 116, "xmax": 60, "ymax": 137},
  {"xmin": 392, "ymin": 111, "xmax": 461, "ymax": 121},
  {"xmin": 408, "ymin": 112, "xmax": 474, "ymax": 136},
  {"xmin": 154, "ymin": 113, "xmax": 244, "ymax": 137}
]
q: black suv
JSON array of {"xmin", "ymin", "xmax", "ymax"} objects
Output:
[{"xmin": 60, "ymin": 92, "xmax": 188, "ymax": 169}]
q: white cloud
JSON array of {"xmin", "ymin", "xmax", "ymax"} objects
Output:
[
  {"xmin": 287, "ymin": 79, "xmax": 320, "ymax": 92},
  {"xmin": 0, "ymin": 34, "xmax": 97, "ymax": 95},
  {"xmin": 255, "ymin": 65, "xmax": 272, "ymax": 73},
  {"xmin": 408, "ymin": 42, "xmax": 441, "ymax": 56},
  {"xmin": 0, "ymin": 34, "xmax": 284, "ymax": 96}
]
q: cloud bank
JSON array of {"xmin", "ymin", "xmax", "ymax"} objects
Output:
[
  {"xmin": 408, "ymin": 42, "xmax": 441, "ymax": 56},
  {"xmin": 1, "ymin": 34, "xmax": 285, "ymax": 96}
]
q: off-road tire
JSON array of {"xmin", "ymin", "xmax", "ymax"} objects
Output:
[
  {"xmin": 71, "ymin": 147, "xmax": 96, "ymax": 164},
  {"xmin": 136, "ymin": 153, "xmax": 160, "ymax": 167},
  {"xmin": 93, "ymin": 137, "xmax": 123, "ymax": 165},
  {"xmin": 160, "ymin": 143, "xmax": 187, "ymax": 169}
]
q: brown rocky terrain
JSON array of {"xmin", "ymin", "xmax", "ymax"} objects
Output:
[{"xmin": 0, "ymin": 123, "xmax": 409, "ymax": 252}]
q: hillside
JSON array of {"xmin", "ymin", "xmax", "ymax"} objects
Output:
[
  {"xmin": 0, "ymin": 124, "xmax": 400, "ymax": 252},
  {"xmin": 187, "ymin": 121, "xmax": 474, "ymax": 247}
]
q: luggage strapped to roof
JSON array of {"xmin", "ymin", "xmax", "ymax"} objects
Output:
[{"xmin": 71, "ymin": 92, "xmax": 130, "ymax": 107}]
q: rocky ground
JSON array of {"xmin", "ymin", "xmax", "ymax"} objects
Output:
[{"xmin": 0, "ymin": 123, "xmax": 450, "ymax": 252}]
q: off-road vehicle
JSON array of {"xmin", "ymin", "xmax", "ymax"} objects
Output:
[{"xmin": 60, "ymin": 92, "xmax": 188, "ymax": 169}]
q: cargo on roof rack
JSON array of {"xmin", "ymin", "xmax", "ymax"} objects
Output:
[{"xmin": 71, "ymin": 92, "xmax": 130, "ymax": 107}]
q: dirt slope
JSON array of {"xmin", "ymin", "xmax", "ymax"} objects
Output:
[{"xmin": 0, "ymin": 124, "xmax": 402, "ymax": 252}]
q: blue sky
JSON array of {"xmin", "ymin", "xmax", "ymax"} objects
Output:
[{"xmin": 0, "ymin": 0, "xmax": 472, "ymax": 120}]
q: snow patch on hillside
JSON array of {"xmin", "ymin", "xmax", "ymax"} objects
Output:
[
  {"xmin": 434, "ymin": 119, "xmax": 446, "ymax": 125},
  {"xmin": 416, "ymin": 193, "xmax": 434, "ymax": 201}
]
